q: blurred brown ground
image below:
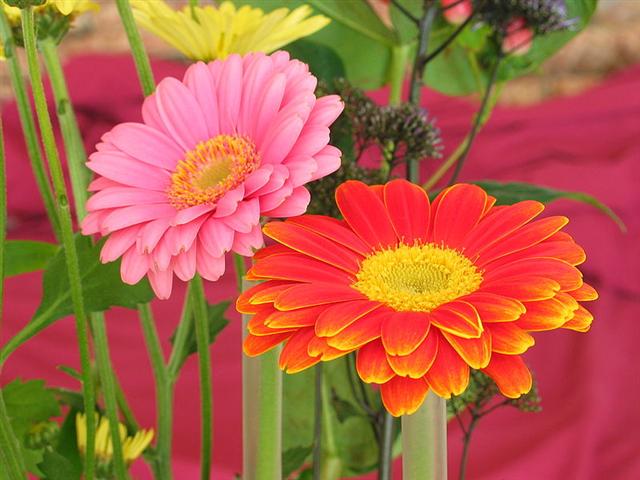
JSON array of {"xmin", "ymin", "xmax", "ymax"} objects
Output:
[{"xmin": 1, "ymin": 0, "xmax": 639, "ymax": 105}]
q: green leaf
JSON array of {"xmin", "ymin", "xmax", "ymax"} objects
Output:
[
  {"xmin": 169, "ymin": 301, "xmax": 230, "ymax": 371},
  {"xmin": 330, "ymin": 391, "xmax": 361, "ymax": 424},
  {"xmin": 38, "ymin": 451, "xmax": 78, "ymax": 480},
  {"xmin": 3, "ymin": 240, "xmax": 58, "ymax": 278},
  {"xmin": 389, "ymin": 0, "xmax": 421, "ymax": 44},
  {"xmin": 42, "ymin": 408, "xmax": 82, "ymax": 480},
  {"xmin": 285, "ymin": 40, "xmax": 345, "ymax": 85},
  {"xmin": 475, "ymin": 181, "xmax": 626, "ymax": 231},
  {"xmin": 282, "ymin": 445, "xmax": 312, "ymax": 478},
  {"xmin": 283, "ymin": 358, "xmax": 381, "ymax": 476},
  {"xmin": 2, "ymin": 379, "xmax": 60, "ymax": 439}
]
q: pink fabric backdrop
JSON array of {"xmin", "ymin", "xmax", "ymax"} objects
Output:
[{"xmin": 1, "ymin": 55, "xmax": 638, "ymax": 479}]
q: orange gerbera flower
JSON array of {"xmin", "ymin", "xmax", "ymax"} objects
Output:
[{"xmin": 237, "ymin": 180, "xmax": 596, "ymax": 416}]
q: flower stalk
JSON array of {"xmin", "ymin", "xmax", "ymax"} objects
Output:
[
  {"xmin": 401, "ymin": 392, "xmax": 448, "ymax": 480},
  {"xmin": 378, "ymin": 412, "xmax": 394, "ymax": 480},
  {"xmin": 20, "ymin": 7, "xmax": 96, "ymax": 478}
]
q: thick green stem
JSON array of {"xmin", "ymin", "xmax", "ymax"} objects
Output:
[
  {"xmin": 40, "ymin": 38, "xmax": 90, "ymax": 219},
  {"xmin": 388, "ymin": 45, "xmax": 411, "ymax": 105},
  {"xmin": 0, "ymin": 9, "xmax": 60, "ymax": 239},
  {"xmin": 115, "ymin": 0, "xmax": 155, "ymax": 96},
  {"xmin": 92, "ymin": 314, "xmax": 128, "ymax": 480},
  {"xmin": 191, "ymin": 276, "xmax": 213, "ymax": 480},
  {"xmin": 20, "ymin": 8, "xmax": 96, "ymax": 478},
  {"xmin": 139, "ymin": 303, "xmax": 173, "ymax": 480},
  {"xmin": 319, "ymin": 373, "xmax": 341, "ymax": 480},
  {"xmin": 407, "ymin": 1, "xmax": 438, "ymax": 183},
  {"xmin": 401, "ymin": 392, "xmax": 447, "ymax": 480},
  {"xmin": 312, "ymin": 364, "xmax": 323, "ymax": 480},
  {"xmin": 241, "ymin": 279, "xmax": 283, "ymax": 480},
  {"xmin": 233, "ymin": 253, "xmax": 246, "ymax": 293},
  {"xmin": 0, "ymin": 390, "xmax": 26, "ymax": 480},
  {"xmin": 378, "ymin": 412, "xmax": 394, "ymax": 480}
]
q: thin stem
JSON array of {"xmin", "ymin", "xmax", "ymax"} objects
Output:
[
  {"xmin": 312, "ymin": 364, "xmax": 323, "ymax": 480},
  {"xmin": 448, "ymin": 53, "xmax": 502, "ymax": 185},
  {"xmin": 40, "ymin": 38, "xmax": 90, "ymax": 219},
  {"xmin": 422, "ymin": 14, "xmax": 474, "ymax": 65},
  {"xmin": 91, "ymin": 314, "xmax": 128, "ymax": 480},
  {"xmin": 320, "ymin": 370, "xmax": 341, "ymax": 480},
  {"xmin": 407, "ymin": 1, "xmax": 438, "ymax": 182},
  {"xmin": 233, "ymin": 253, "xmax": 246, "ymax": 293},
  {"xmin": 167, "ymin": 290, "xmax": 193, "ymax": 379},
  {"xmin": 422, "ymin": 135, "xmax": 469, "ymax": 191},
  {"xmin": 0, "ymin": 9, "xmax": 60, "ymax": 239},
  {"xmin": 0, "ymin": 390, "xmax": 26, "ymax": 480},
  {"xmin": 139, "ymin": 303, "xmax": 173, "ymax": 480},
  {"xmin": 190, "ymin": 275, "xmax": 213, "ymax": 480},
  {"xmin": 390, "ymin": 0, "xmax": 420, "ymax": 24},
  {"xmin": 115, "ymin": 0, "xmax": 155, "ymax": 96},
  {"xmin": 458, "ymin": 416, "xmax": 479, "ymax": 480},
  {"xmin": 115, "ymin": 377, "xmax": 140, "ymax": 432},
  {"xmin": 377, "ymin": 412, "xmax": 394, "ymax": 480},
  {"xmin": 20, "ymin": 8, "xmax": 96, "ymax": 478},
  {"xmin": 401, "ymin": 392, "xmax": 447, "ymax": 480}
]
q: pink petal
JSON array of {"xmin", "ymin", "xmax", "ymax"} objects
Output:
[
  {"xmin": 88, "ymin": 177, "xmax": 121, "ymax": 192},
  {"xmin": 120, "ymin": 246, "xmax": 150, "ymax": 285},
  {"xmin": 148, "ymin": 267, "xmax": 174, "ymax": 300},
  {"xmin": 109, "ymin": 122, "xmax": 184, "ymax": 170},
  {"xmin": 101, "ymin": 226, "xmax": 141, "ymax": 262},
  {"xmin": 101, "ymin": 204, "xmax": 176, "ymax": 234},
  {"xmin": 231, "ymin": 224, "xmax": 264, "ymax": 256},
  {"xmin": 137, "ymin": 218, "xmax": 171, "ymax": 254},
  {"xmin": 217, "ymin": 54, "xmax": 243, "ymax": 134},
  {"xmin": 196, "ymin": 239, "xmax": 226, "ymax": 281},
  {"xmin": 152, "ymin": 236, "xmax": 172, "ymax": 271},
  {"xmin": 86, "ymin": 187, "xmax": 168, "ymax": 211},
  {"xmin": 244, "ymin": 165, "xmax": 274, "ymax": 197},
  {"xmin": 263, "ymin": 187, "xmax": 310, "ymax": 217},
  {"xmin": 173, "ymin": 204, "xmax": 215, "ymax": 225},
  {"xmin": 252, "ymin": 164, "xmax": 289, "ymax": 197},
  {"xmin": 288, "ymin": 126, "xmax": 330, "ymax": 158},
  {"xmin": 81, "ymin": 210, "xmax": 113, "ymax": 235},
  {"xmin": 306, "ymin": 95, "xmax": 344, "ymax": 127},
  {"xmin": 259, "ymin": 115, "xmax": 304, "ymax": 165},
  {"xmin": 253, "ymin": 73, "xmax": 286, "ymax": 143},
  {"xmin": 173, "ymin": 246, "xmax": 197, "ymax": 282},
  {"xmin": 88, "ymin": 152, "xmax": 171, "ymax": 191},
  {"xmin": 199, "ymin": 217, "xmax": 234, "ymax": 257},
  {"xmin": 310, "ymin": 145, "xmax": 341, "ymax": 181},
  {"xmin": 259, "ymin": 182, "xmax": 293, "ymax": 212},
  {"xmin": 212, "ymin": 185, "xmax": 245, "ymax": 218},
  {"xmin": 282, "ymin": 157, "xmax": 317, "ymax": 186},
  {"xmin": 223, "ymin": 199, "xmax": 260, "ymax": 233},
  {"xmin": 183, "ymin": 62, "xmax": 220, "ymax": 138}
]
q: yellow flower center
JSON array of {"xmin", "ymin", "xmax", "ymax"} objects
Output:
[
  {"xmin": 168, "ymin": 134, "xmax": 259, "ymax": 210},
  {"xmin": 353, "ymin": 243, "xmax": 483, "ymax": 312}
]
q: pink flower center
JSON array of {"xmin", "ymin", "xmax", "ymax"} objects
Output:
[{"xmin": 168, "ymin": 135, "xmax": 259, "ymax": 210}]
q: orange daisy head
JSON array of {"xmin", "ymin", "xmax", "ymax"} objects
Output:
[{"xmin": 237, "ymin": 180, "xmax": 596, "ymax": 416}]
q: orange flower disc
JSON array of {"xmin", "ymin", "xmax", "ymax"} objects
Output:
[{"xmin": 237, "ymin": 180, "xmax": 596, "ymax": 416}]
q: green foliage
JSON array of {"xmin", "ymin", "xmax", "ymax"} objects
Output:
[
  {"xmin": 2, "ymin": 379, "xmax": 61, "ymax": 476},
  {"xmin": 3, "ymin": 240, "xmax": 58, "ymax": 278},
  {"xmin": 169, "ymin": 301, "xmax": 230, "ymax": 371},
  {"xmin": 37, "ymin": 409, "xmax": 82, "ymax": 480},
  {"xmin": 475, "ymin": 180, "xmax": 625, "ymax": 231},
  {"xmin": 282, "ymin": 445, "xmax": 312, "ymax": 478},
  {"xmin": 285, "ymin": 39, "xmax": 345, "ymax": 84},
  {"xmin": 283, "ymin": 358, "xmax": 381, "ymax": 477}
]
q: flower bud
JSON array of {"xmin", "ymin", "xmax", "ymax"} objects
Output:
[
  {"xmin": 502, "ymin": 17, "xmax": 534, "ymax": 56},
  {"xmin": 441, "ymin": 0, "xmax": 472, "ymax": 25},
  {"xmin": 3, "ymin": 0, "xmax": 46, "ymax": 8}
]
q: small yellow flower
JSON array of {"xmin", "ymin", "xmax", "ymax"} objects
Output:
[
  {"xmin": 76, "ymin": 413, "xmax": 154, "ymax": 467},
  {"xmin": 48, "ymin": 0, "xmax": 99, "ymax": 16},
  {"xmin": 132, "ymin": 0, "xmax": 330, "ymax": 61}
]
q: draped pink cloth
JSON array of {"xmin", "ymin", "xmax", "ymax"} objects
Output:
[{"xmin": 1, "ymin": 55, "xmax": 638, "ymax": 479}]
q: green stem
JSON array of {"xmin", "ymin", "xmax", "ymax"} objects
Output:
[
  {"xmin": 167, "ymin": 290, "xmax": 193, "ymax": 379},
  {"xmin": 312, "ymin": 364, "xmax": 323, "ymax": 480},
  {"xmin": 91, "ymin": 313, "xmax": 128, "ymax": 480},
  {"xmin": 138, "ymin": 303, "xmax": 173, "ymax": 480},
  {"xmin": 401, "ymin": 392, "xmax": 447, "ymax": 480},
  {"xmin": 233, "ymin": 253, "xmax": 246, "ymax": 293},
  {"xmin": 191, "ymin": 276, "xmax": 213, "ymax": 480},
  {"xmin": 388, "ymin": 45, "xmax": 410, "ymax": 105},
  {"xmin": 319, "ymin": 371, "xmax": 340, "ymax": 480},
  {"xmin": 458, "ymin": 418, "xmax": 477, "ymax": 480},
  {"xmin": 241, "ymin": 278, "xmax": 283, "ymax": 480},
  {"xmin": 377, "ymin": 412, "xmax": 394, "ymax": 480},
  {"xmin": 422, "ymin": 135, "xmax": 469, "ymax": 191},
  {"xmin": 0, "ymin": 9, "xmax": 60, "ymax": 240},
  {"xmin": 115, "ymin": 377, "xmax": 140, "ymax": 432},
  {"xmin": 407, "ymin": 1, "xmax": 438, "ymax": 183},
  {"xmin": 0, "ymin": 121, "xmax": 6, "ymax": 335},
  {"xmin": 115, "ymin": 0, "xmax": 155, "ymax": 96},
  {"xmin": 20, "ymin": 8, "xmax": 96, "ymax": 478},
  {"xmin": 40, "ymin": 37, "xmax": 90, "ymax": 219},
  {"xmin": 0, "ymin": 390, "xmax": 26, "ymax": 480},
  {"xmin": 448, "ymin": 54, "xmax": 502, "ymax": 185}
]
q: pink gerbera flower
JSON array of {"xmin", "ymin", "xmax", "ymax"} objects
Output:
[{"xmin": 81, "ymin": 51, "xmax": 344, "ymax": 299}]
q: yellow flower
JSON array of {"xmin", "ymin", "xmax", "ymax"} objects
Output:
[
  {"xmin": 76, "ymin": 413, "xmax": 154, "ymax": 466},
  {"xmin": 132, "ymin": 0, "xmax": 330, "ymax": 61},
  {"xmin": 48, "ymin": 0, "xmax": 99, "ymax": 16}
]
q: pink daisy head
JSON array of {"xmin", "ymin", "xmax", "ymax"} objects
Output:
[{"xmin": 81, "ymin": 51, "xmax": 344, "ymax": 299}]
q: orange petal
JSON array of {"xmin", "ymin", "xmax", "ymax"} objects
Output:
[
  {"xmin": 441, "ymin": 330, "xmax": 491, "ymax": 369},
  {"xmin": 483, "ymin": 258, "xmax": 583, "ymax": 292},
  {"xmin": 335, "ymin": 180, "xmax": 398, "ymax": 250},
  {"xmin": 477, "ymin": 216, "xmax": 568, "ymax": 267},
  {"xmin": 487, "ymin": 324, "xmax": 535, "ymax": 354},
  {"xmin": 236, "ymin": 280, "xmax": 291, "ymax": 313},
  {"xmin": 481, "ymin": 276, "xmax": 560, "ymax": 301},
  {"xmin": 287, "ymin": 215, "xmax": 370, "ymax": 256},
  {"xmin": 482, "ymin": 353, "xmax": 532, "ymax": 398},
  {"xmin": 265, "ymin": 305, "xmax": 326, "ymax": 328},
  {"xmin": 515, "ymin": 297, "xmax": 573, "ymax": 331},
  {"xmin": 424, "ymin": 333, "xmax": 470, "ymax": 398},
  {"xmin": 325, "ymin": 308, "xmax": 389, "ymax": 350},
  {"xmin": 315, "ymin": 300, "xmax": 383, "ymax": 337},
  {"xmin": 386, "ymin": 333, "xmax": 438, "ymax": 378},
  {"xmin": 499, "ymin": 240, "xmax": 586, "ymax": 267},
  {"xmin": 243, "ymin": 332, "xmax": 292, "ymax": 356},
  {"xmin": 381, "ymin": 311, "xmax": 430, "ymax": 356},
  {"xmin": 274, "ymin": 284, "xmax": 365, "ymax": 311},
  {"xmin": 562, "ymin": 305, "xmax": 593, "ymax": 332},
  {"xmin": 568, "ymin": 282, "xmax": 598, "ymax": 302},
  {"xmin": 430, "ymin": 301, "xmax": 482, "ymax": 338},
  {"xmin": 380, "ymin": 376, "xmax": 429, "ymax": 417},
  {"xmin": 383, "ymin": 179, "xmax": 430, "ymax": 244},
  {"xmin": 279, "ymin": 328, "xmax": 321, "ymax": 373},
  {"xmin": 247, "ymin": 309, "xmax": 295, "ymax": 336},
  {"xmin": 249, "ymin": 253, "xmax": 354, "ymax": 284},
  {"xmin": 263, "ymin": 221, "xmax": 361, "ymax": 273},
  {"xmin": 432, "ymin": 184, "xmax": 487, "ymax": 249},
  {"xmin": 356, "ymin": 340, "xmax": 395, "ymax": 383},
  {"xmin": 253, "ymin": 244, "xmax": 291, "ymax": 260},
  {"xmin": 307, "ymin": 336, "xmax": 352, "ymax": 361},
  {"xmin": 250, "ymin": 283, "xmax": 296, "ymax": 304},
  {"xmin": 461, "ymin": 292, "xmax": 525, "ymax": 323},
  {"xmin": 464, "ymin": 200, "xmax": 544, "ymax": 258}
]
